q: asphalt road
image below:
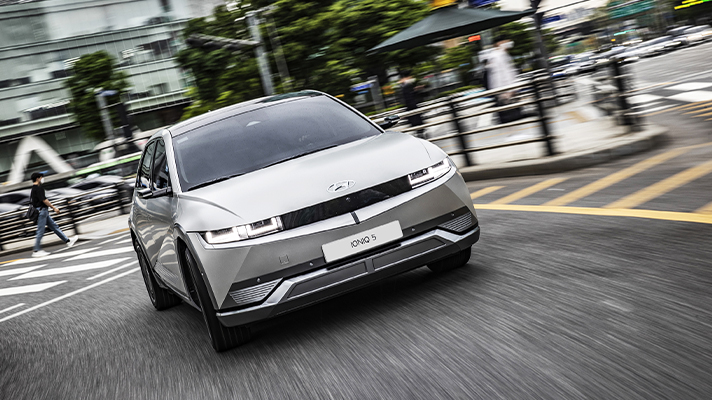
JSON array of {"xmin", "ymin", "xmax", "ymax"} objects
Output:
[{"xmin": 2, "ymin": 45, "xmax": 712, "ymax": 399}]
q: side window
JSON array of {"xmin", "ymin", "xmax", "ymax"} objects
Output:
[
  {"xmin": 137, "ymin": 141, "xmax": 156, "ymax": 189},
  {"xmin": 151, "ymin": 140, "xmax": 171, "ymax": 190}
]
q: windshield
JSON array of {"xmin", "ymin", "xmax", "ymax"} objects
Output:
[{"xmin": 172, "ymin": 94, "xmax": 381, "ymax": 191}]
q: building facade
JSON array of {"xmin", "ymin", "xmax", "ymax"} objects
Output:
[{"xmin": 0, "ymin": 0, "xmax": 224, "ymax": 182}]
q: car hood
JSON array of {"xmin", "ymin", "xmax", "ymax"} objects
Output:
[{"xmin": 176, "ymin": 132, "xmax": 440, "ymax": 231}]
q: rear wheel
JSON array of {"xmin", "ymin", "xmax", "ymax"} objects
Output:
[
  {"xmin": 427, "ymin": 246, "xmax": 472, "ymax": 274},
  {"xmin": 134, "ymin": 240, "xmax": 181, "ymax": 310},
  {"xmin": 184, "ymin": 249, "xmax": 251, "ymax": 352}
]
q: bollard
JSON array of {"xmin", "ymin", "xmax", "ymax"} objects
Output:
[
  {"xmin": 448, "ymin": 96, "xmax": 474, "ymax": 166},
  {"xmin": 610, "ymin": 60, "xmax": 638, "ymax": 130},
  {"xmin": 532, "ymin": 74, "xmax": 556, "ymax": 157},
  {"xmin": 66, "ymin": 197, "xmax": 80, "ymax": 235}
]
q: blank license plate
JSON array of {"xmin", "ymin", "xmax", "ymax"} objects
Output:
[{"xmin": 322, "ymin": 221, "xmax": 403, "ymax": 263}]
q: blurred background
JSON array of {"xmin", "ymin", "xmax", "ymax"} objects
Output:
[{"xmin": 0, "ymin": 0, "xmax": 709, "ymax": 188}]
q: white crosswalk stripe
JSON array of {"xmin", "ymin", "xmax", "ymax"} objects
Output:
[
  {"xmin": 0, "ymin": 281, "xmax": 66, "ymax": 297},
  {"xmin": 9, "ymin": 258, "xmax": 130, "ymax": 280},
  {"xmin": 665, "ymin": 82, "xmax": 712, "ymax": 91},
  {"xmin": 63, "ymin": 247, "xmax": 133, "ymax": 262},
  {"xmin": 628, "ymin": 94, "xmax": 662, "ymax": 104},
  {"xmin": 667, "ymin": 90, "xmax": 712, "ymax": 103},
  {"xmin": 0, "ymin": 265, "xmax": 45, "ymax": 277},
  {"xmin": 4, "ymin": 248, "xmax": 98, "ymax": 266}
]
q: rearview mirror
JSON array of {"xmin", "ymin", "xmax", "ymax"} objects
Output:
[
  {"xmin": 378, "ymin": 115, "xmax": 400, "ymax": 130},
  {"xmin": 137, "ymin": 188, "xmax": 152, "ymax": 199}
]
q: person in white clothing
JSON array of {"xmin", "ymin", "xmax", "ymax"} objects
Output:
[{"xmin": 485, "ymin": 37, "xmax": 521, "ymax": 123}]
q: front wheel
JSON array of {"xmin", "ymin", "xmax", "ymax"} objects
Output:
[
  {"xmin": 427, "ymin": 247, "xmax": 472, "ymax": 274},
  {"xmin": 184, "ymin": 249, "xmax": 251, "ymax": 352},
  {"xmin": 134, "ymin": 240, "xmax": 181, "ymax": 310}
]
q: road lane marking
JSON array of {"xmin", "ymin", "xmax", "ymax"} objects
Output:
[
  {"xmin": 544, "ymin": 148, "xmax": 690, "ymax": 206},
  {"xmin": 63, "ymin": 247, "xmax": 133, "ymax": 261},
  {"xmin": 473, "ymin": 204, "xmax": 712, "ymax": 225},
  {"xmin": 0, "ymin": 281, "xmax": 66, "ymax": 297},
  {"xmin": 666, "ymin": 82, "xmax": 712, "ymax": 91},
  {"xmin": 684, "ymin": 106, "xmax": 712, "ymax": 114},
  {"xmin": 696, "ymin": 201, "xmax": 712, "ymax": 214},
  {"xmin": 491, "ymin": 178, "xmax": 567, "ymax": 205},
  {"xmin": 668, "ymin": 91, "xmax": 712, "ymax": 103},
  {"xmin": 605, "ymin": 159, "xmax": 712, "ymax": 209},
  {"xmin": 4, "ymin": 248, "xmax": 98, "ymax": 266},
  {"xmin": 115, "ymin": 238, "xmax": 133, "ymax": 245},
  {"xmin": 0, "ymin": 267, "xmax": 140, "ymax": 323},
  {"xmin": 0, "ymin": 260, "xmax": 21, "ymax": 265},
  {"xmin": 643, "ymin": 100, "xmax": 711, "ymax": 116},
  {"xmin": 86, "ymin": 261, "xmax": 137, "ymax": 280},
  {"xmin": 10, "ymin": 258, "xmax": 130, "ymax": 280},
  {"xmin": 0, "ymin": 265, "xmax": 45, "ymax": 277},
  {"xmin": 99, "ymin": 236, "xmax": 125, "ymax": 245},
  {"xmin": 470, "ymin": 186, "xmax": 504, "ymax": 200},
  {"xmin": 0, "ymin": 303, "xmax": 25, "ymax": 314}
]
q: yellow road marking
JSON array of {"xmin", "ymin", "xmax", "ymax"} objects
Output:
[
  {"xmin": 606, "ymin": 159, "xmax": 712, "ymax": 209},
  {"xmin": 684, "ymin": 106, "xmax": 712, "ymax": 115},
  {"xmin": 473, "ymin": 204, "xmax": 712, "ymax": 225},
  {"xmin": 696, "ymin": 110, "xmax": 712, "ymax": 117},
  {"xmin": 644, "ymin": 100, "xmax": 711, "ymax": 116},
  {"xmin": 470, "ymin": 186, "xmax": 504, "ymax": 200},
  {"xmin": 681, "ymin": 100, "xmax": 712, "ymax": 111},
  {"xmin": 697, "ymin": 201, "xmax": 712, "ymax": 214},
  {"xmin": 491, "ymin": 178, "xmax": 567, "ymax": 205},
  {"xmin": 0, "ymin": 259, "xmax": 21, "ymax": 265},
  {"xmin": 566, "ymin": 110, "xmax": 588, "ymax": 123},
  {"xmin": 629, "ymin": 82, "xmax": 677, "ymax": 93},
  {"xmin": 544, "ymin": 147, "xmax": 689, "ymax": 206},
  {"xmin": 108, "ymin": 228, "xmax": 130, "ymax": 235}
]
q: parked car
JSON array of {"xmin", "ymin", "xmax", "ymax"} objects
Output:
[
  {"xmin": 0, "ymin": 189, "xmax": 31, "ymax": 206},
  {"xmin": 65, "ymin": 175, "xmax": 132, "ymax": 211},
  {"xmin": 130, "ymin": 90, "xmax": 481, "ymax": 352},
  {"xmin": 683, "ymin": 25, "xmax": 712, "ymax": 46}
]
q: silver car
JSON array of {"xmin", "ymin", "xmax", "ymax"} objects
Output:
[{"xmin": 130, "ymin": 91, "xmax": 480, "ymax": 351}]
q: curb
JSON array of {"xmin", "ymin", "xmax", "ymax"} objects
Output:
[{"xmin": 459, "ymin": 124, "xmax": 668, "ymax": 181}]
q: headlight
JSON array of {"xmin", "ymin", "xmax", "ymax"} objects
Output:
[
  {"xmin": 408, "ymin": 159, "xmax": 452, "ymax": 188},
  {"xmin": 204, "ymin": 217, "xmax": 284, "ymax": 244}
]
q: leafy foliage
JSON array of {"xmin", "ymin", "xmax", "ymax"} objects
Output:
[
  {"xmin": 176, "ymin": 0, "xmax": 440, "ymax": 119},
  {"xmin": 65, "ymin": 51, "xmax": 128, "ymax": 141}
]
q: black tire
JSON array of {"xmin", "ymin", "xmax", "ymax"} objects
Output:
[
  {"xmin": 184, "ymin": 249, "xmax": 251, "ymax": 352},
  {"xmin": 134, "ymin": 240, "xmax": 181, "ymax": 310},
  {"xmin": 427, "ymin": 246, "xmax": 472, "ymax": 274}
]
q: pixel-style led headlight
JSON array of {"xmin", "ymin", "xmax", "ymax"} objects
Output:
[
  {"xmin": 408, "ymin": 159, "xmax": 452, "ymax": 188},
  {"xmin": 204, "ymin": 217, "xmax": 284, "ymax": 244}
]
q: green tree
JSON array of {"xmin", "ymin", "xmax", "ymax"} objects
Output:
[{"xmin": 65, "ymin": 51, "xmax": 128, "ymax": 141}]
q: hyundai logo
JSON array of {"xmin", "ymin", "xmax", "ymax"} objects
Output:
[{"xmin": 327, "ymin": 180, "xmax": 355, "ymax": 193}]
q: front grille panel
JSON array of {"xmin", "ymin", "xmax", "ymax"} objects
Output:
[
  {"xmin": 438, "ymin": 213, "xmax": 476, "ymax": 233},
  {"xmin": 281, "ymin": 177, "xmax": 411, "ymax": 230},
  {"xmin": 228, "ymin": 279, "xmax": 281, "ymax": 306}
]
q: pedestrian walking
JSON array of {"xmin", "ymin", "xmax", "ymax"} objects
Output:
[
  {"xmin": 30, "ymin": 172, "xmax": 78, "ymax": 257},
  {"xmin": 399, "ymin": 71, "xmax": 426, "ymax": 138},
  {"xmin": 486, "ymin": 37, "xmax": 522, "ymax": 123}
]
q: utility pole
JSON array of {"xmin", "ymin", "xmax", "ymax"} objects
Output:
[{"xmin": 246, "ymin": 11, "xmax": 274, "ymax": 96}]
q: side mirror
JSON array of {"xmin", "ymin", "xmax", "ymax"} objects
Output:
[
  {"xmin": 378, "ymin": 115, "xmax": 400, "ymax": 130},
  {"xmin": 137, "ymin": 187, "xmax": 153, "ymax": 199},
  {"xmin": 152, "ymin": 187, "xmax": 173, "ymax": 198}
]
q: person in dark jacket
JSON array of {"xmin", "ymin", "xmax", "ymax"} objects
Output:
[
  {"xmin": 30, "ymin": 172, "xmax": 78, "ymax": 257},
  {"xmin": 399, "ymin": 71, "xmax": 426, "ymax": 138}
]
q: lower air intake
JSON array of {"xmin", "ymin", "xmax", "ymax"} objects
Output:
[
  {"xmin": 438, "ymin": 213, "xmax": 476, "ymax": 234},
  {"xmin": 228, "ymin": 279, "xmax": 281, "ymax": 307}
]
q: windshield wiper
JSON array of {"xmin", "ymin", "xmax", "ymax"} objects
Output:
[
  {"xmin": 187, "ymin": 173, "xmax": 243, "ymax": 191},
  {"xmin": 259, "ymin": 144, "xmax": 341, "ymax": 170}
]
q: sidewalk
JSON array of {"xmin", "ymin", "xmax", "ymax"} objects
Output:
[
  {"xmin": 0, "ymin": 213, "xmax": 130, "ymax": 258},
  {"xmin": 426, "ymin": 79, "xmax": 667, "ymax": 181}
]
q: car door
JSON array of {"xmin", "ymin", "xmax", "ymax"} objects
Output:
[
  {"xmin": 133, "ymin": 140, "xmax": 156, "ymax": 259},
  {"xmin": 146, "ymin": 139, "xmax": 185, "ymax": 292}
]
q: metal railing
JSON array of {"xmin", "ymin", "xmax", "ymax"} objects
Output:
[
  {"xmin": 0, "ymin": 182, "xmax": 133, "ymax": 251},
  {"xmin": 371, "ymin": 70, "xmax": 562, "ymax": 166},
  {"xmin": 586, "ymin": 59, "xmax": 642, "ymax": 132}
]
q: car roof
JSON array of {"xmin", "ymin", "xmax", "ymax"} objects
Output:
[{"xmin": 167, "ymin": 90, "xmax": 325, "ymax": 137}]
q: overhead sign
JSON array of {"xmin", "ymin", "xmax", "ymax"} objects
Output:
[
  {"xmin": 469, "ymin": 0, "xmax": 498, "ymax": 7},
  {"xmin": 608, "ymin": 0, "xmax": 654, "ymax": 19},
  {"xmin": 542, "ymin": 15, "xmax": 563, "ymax": 24}
]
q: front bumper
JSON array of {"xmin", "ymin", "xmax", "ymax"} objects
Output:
[{"xmin": 216, "ymin": 223, "xmax": 479, "ymax": 327}]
